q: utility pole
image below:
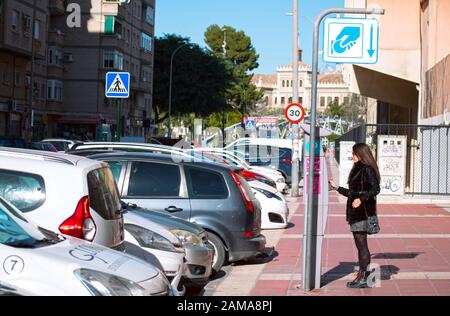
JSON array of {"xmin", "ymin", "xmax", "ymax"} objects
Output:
[
  {"xmin": 168, "ymin": 43, "xmax": 188, "ymax": 138},
  {"xmin": 291, "ymin": 0, "xmax": 300, "ymax": 197},
  {"xmin": 303, "ymin": 7, "xmax": 385, "ymax": 291},
  {"xmin": 222, "ymin": 27, "xmax": 227, "ymax": 147},
  {"xmin": 27, "ymin": 0, "xmax": 37, "ymax": 141}
]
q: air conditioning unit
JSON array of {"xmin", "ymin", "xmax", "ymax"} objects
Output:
[
  {"xmin": 117, "ymin": 34, "xmax": 122, "ymax": 40},
  {"xmin": 62, "ymin": 53, "xmax": 73, "ymax": 62}
]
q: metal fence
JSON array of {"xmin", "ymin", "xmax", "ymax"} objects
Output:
[{"xmin": 335, "ymin": 124, "xmax": 450, "ymax": 195}]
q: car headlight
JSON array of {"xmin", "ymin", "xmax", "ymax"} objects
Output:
[
  {"xmin": 125, "ymin": 223, "xmax": 184, "ymax": 254},
  {"xmin": 253, "ymin": 187, "xmax": 283, "ymax": 201},
  {"xmin": 74, "ymin": 269, "xmax": 146, "ymax": 296},
  {"xmin": 170, "ymin": 229, "xmax": 203, "ymax": 247},
  {"xmin": 276, "ymin": 178, "xmax": 285, "ymax": 183}
]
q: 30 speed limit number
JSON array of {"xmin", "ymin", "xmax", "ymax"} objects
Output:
[{"xmin": 285, "ymin": 103, "xmax": 305, "ymax": 124}]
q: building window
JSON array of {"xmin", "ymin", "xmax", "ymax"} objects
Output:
[
  {"xmin": 47, "ymin": 80, "xmax": 63, "ymax": 101},
  {"xmin": 291, "ymin": 80, "xmax": 293, "ymax": 87},
  {"xmin": 48, "ymin": 47, "xmax": 62, "ymax": 66},
  {"xmin": 274, "ymin": 97, "xmax": 277, "ymax": 104},
  {"xmin": 288, "ymin": 97, "xmax": 292, "ymax": 103},
  {"xmin": 12, "ymin": 10, "xmax": 20, "ymax": 31},
  {"xmin": 286, "ymin": 80, "xmax": 290, "ymax": 88},
  {"xmin": 327, "ymin": 97, "xmax": 332, "ymax": 106},
  {"xmin": 281, "ymin": 97, "xmax": 285, "ymax": 104},
  {"xmin": 144, "ymin": 6, "xmax": 154, "ymax": 25},
  {"xmin": 282, "ymin": 80, "xmax": 285, "ymax": 87},
  {"xmin": 141, "ymin": 33, "xmax": 152, "ymax": 52},
  {"xmin": 142, "ymin": 68, "xmax": 151, "ymax": 82},
  {"xmin": 22, "ymin": 14, "xmax": 31, "ymax": 35},
  {"xmin": 103, "ymin": 50, "xmax": 123, "ymax": 70},
  {"xmin": 334, "ymin": 97, "xmax": 339, "ymax": 104},
  {"xmin": 34, "ymin": 20, "xmax": 40, "ymax": 40},
  {"xmin": 299, "ymin": 80, "xmax": 303, "ymax": 87},
  {"xmin": 299, "ymin": 97, "xmax": 303, "ymax": 104},
  {"xmin": 343, "ymin": 97, "xmax": 350, "ymax": 105},
  {"xmin": 320, "ymin": 96, "xmax": 325, "ymax": 107}
]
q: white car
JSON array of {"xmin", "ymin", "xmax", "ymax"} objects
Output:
[
  {"xmin": 191, "ymin": 148, "xmax": 288, "ymax": 193},
  {"xmin": 0, "ymin": 197, "xmax": 172, "ymax": 296},
  {"xmin": 123, "ymin": 211, "xmax": 186, "ymax": 294},
  {"xmin": 248, "ymin": 181, "xmax": 289, "ymax": 230},
  {"xmin": 226, "ymin": 137, "xmax": 294, "ymax": 150},
  {"xmin": 0, "ymin": 147, "xmax": 125, "ymax": 250}
]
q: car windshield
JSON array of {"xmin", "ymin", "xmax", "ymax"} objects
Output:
[{"xmin": 0, "ymin": 199, "xmax": 61, "ymax": 248}]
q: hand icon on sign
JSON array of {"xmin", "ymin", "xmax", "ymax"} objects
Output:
[{"xmin": 332, "ymin": 26, "xmax": 361, "ymax": 54}]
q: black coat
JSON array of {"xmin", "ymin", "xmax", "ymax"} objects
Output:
[{"xmin": 337, "ymin": 161, "xmax": 380, "ymax": 224}]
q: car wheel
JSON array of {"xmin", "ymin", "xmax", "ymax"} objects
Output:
[{"xmin": 207, "ymin": 232, "xmax": 226, "ymax": 274}]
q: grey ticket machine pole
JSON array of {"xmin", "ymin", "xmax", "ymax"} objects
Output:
[{"xmin": 303, "ymin": 7, "xmax": 385, "ymax": 291}]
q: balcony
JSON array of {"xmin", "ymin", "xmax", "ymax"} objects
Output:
[
  {"xmin": 48, "ymin": 0, "xmax": 65, "ymax": 16},
  {"xmin": 100, "ymin": 33, "xmax": 126, "ymax": 52},
  {"xmin": 48, "ymin": 30, "xmax": 65, "ymax": 47},
  {"xmin": 140, "ymin": 48, "xmax": 152, "ymax": 65}
]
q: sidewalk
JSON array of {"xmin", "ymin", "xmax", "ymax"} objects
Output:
[{"xmin": 210, "ymin": 158, "xmax": 450, "ymax": 296}]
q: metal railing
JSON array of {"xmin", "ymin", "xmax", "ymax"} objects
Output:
[{"xmin": 336, "ymin": 124, "xmax": 450, "ymax": 195}]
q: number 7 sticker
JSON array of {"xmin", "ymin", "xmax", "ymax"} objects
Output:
[{"xmin": 3, "ymin": 256, "xmax": 25, "ymax": 275}]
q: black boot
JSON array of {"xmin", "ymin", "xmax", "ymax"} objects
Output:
[
  {"xmin": 346, "ymin": 271, "xmax": 363, "ymax": 288},
  {"xmin": 347, "ymin": 271, "xmax": 370, "ymax": 288}
]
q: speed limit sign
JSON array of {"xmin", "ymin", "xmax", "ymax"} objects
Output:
[{"xmin": 285, "ymin": 103, "xmax": 306, "ymax": 124}]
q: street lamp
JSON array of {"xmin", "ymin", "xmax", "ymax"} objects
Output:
[{"xmin": 168, "ymin": 43, "xmax": 189, "ymax": 138}]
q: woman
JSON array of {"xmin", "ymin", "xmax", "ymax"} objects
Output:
[{"xmin": 329, "ymin": 143, "xmax": 381, "ymax": 288}]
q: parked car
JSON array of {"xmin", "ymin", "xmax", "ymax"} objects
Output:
[
  {"xmin": 85, "ymin": 152, "xmax": 266, "ymax": 273},
  {"xmin": 122, "ymin": 211, "xmax": 186, "ymax": 295},
  {"xmin": 0, "ymin": 137, "xmax": 28, "ymax": 149},
  {"xmin": 225, "ymin": 138, "xmax": 296, "ymax": 184},
  {"xmin": 30, "ymin": 142, "xmax": 57, "ymax": 152},
  {"xmin": 69, "ymin": 142, "xmax": 209, "ymax": 163},
  {"xmin": 41, "ymin": 138, "xmax": 82, "ymax": 152},
  {"xmin": 0, "ymin": 147, "xmax": 125, "ymax": 250},
  {"xmin": 123, "ymin": 207, "xmax": 214, "ymax": 291},
  {"xmin": 249, "ymin": 180, "xmax": 289, "ymax": 229},
  {"xmin": 0, "ymin": 196, "xmax": 172, "ymax": 296},
  {"xmin": 190, "ymin": 149, "xmax": 288, "ymax": 193}
]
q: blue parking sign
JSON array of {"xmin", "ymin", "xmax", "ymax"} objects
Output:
[{"xmin": 105, "ymin": 72, "xmax": 130, "ymax": 98}]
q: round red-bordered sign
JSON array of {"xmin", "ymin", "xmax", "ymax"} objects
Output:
[{"xmin": 285, "ymin": 103, "xmax": 306, "ymax": 124}]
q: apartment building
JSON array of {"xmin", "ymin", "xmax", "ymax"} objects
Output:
[
  {"xmin": 0, "ymin": 0, "xmax": 155, "ymax": 140},
  {"xmin": 0, "ymin": 0, "xmax": 48, "ymax": 138}
]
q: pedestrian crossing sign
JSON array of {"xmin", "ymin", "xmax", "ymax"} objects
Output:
[
  {"xmin": 105, "ymin": 72, "xmax": 130, "ymax": 98},
  {"xmin": 245, "ymin": 119, "xmax": 255, "ymax": 129}
]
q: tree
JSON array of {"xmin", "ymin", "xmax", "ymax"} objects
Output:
[
  {"xmin": 204, "ymin": 25, "xmax": 263, "ymax": 116},
  {"xmin": 153, "ymin": 34, "xmax": 230, "ymax": 124},
  {"xmin": 324, "ymin": 100, "xmax": 345, "ymax": 117}
]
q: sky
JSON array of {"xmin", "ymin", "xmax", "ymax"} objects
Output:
[{"xmin": 155, "ymin": 0, "xmax": 344, "ymax": 74}]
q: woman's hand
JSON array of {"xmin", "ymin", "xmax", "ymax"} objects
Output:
[
  {"xmin": 352, "ymin": 198, "xmax": 362, "ymax": 208},
  {"xmin": 328, "ymin": 180, "xmax": 337, "ymax": 190}
]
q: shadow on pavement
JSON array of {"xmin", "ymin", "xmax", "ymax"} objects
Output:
[
  {"xmin": 321, "ymin": 262, "xmax": 401, "ymax": 287},
  {"xmin": 231, "ymin": 247, "xmax": 279, "ymax": 266},
  {"xmin": 372, "ymin": 252, "xmax": 423, "ymax": 259}
]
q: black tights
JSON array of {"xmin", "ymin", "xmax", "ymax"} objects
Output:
[{"xmin": 353, "ymin": 232, "xmax": 371, "ymax": 272}]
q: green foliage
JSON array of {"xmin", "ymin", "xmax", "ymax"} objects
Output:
[
  {"xmin": 204, "ymin": 25, "xmax": 263, "ymax": 115},
  {"xmin": 207, "ymin": 110, "xmax": 243, "ymax": 128},
  {"xmin": 324, "ymin": 100, "xmax": 344, "ymax": 117},
  {"xmin": 153, "ymin": 34, "xmax": 230, "ymax": 124}
]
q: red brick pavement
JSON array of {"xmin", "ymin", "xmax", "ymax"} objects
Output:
[{"xmin": 250, "ymin": 190, "xmax": 450, "ymax": 296}]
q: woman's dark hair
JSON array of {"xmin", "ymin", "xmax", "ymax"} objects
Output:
[{"xmin": 350, "ymin": 143, "xmax": 381, "ymax": 182}]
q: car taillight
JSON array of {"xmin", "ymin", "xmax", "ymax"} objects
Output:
[
  {"xmin": 240, "ymin": 170, "xmax": 276, "ymax": 189},
  {"xmin": 283, "ymin": 158, "xmax": 292, "ymax": 164},
  {"xmin": 59, "ymin": 196, "xmax": 97, "ymax": 241},
  {"xmin": 230, "ymin": 171, "xmax": 254, "ymax": 213}
]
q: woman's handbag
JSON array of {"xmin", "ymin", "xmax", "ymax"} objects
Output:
[{"xmin": 361, "ymin": 167, "xmax": 380, "ymax": 235}]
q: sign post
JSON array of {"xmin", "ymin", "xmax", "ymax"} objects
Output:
[
  {"xmin": 303, "ymin": 7, "xmax": 384, "ymax": 292},
  {"xmin": 105, "ymin": 72, "xmax": 130, "ymax": 142}
]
